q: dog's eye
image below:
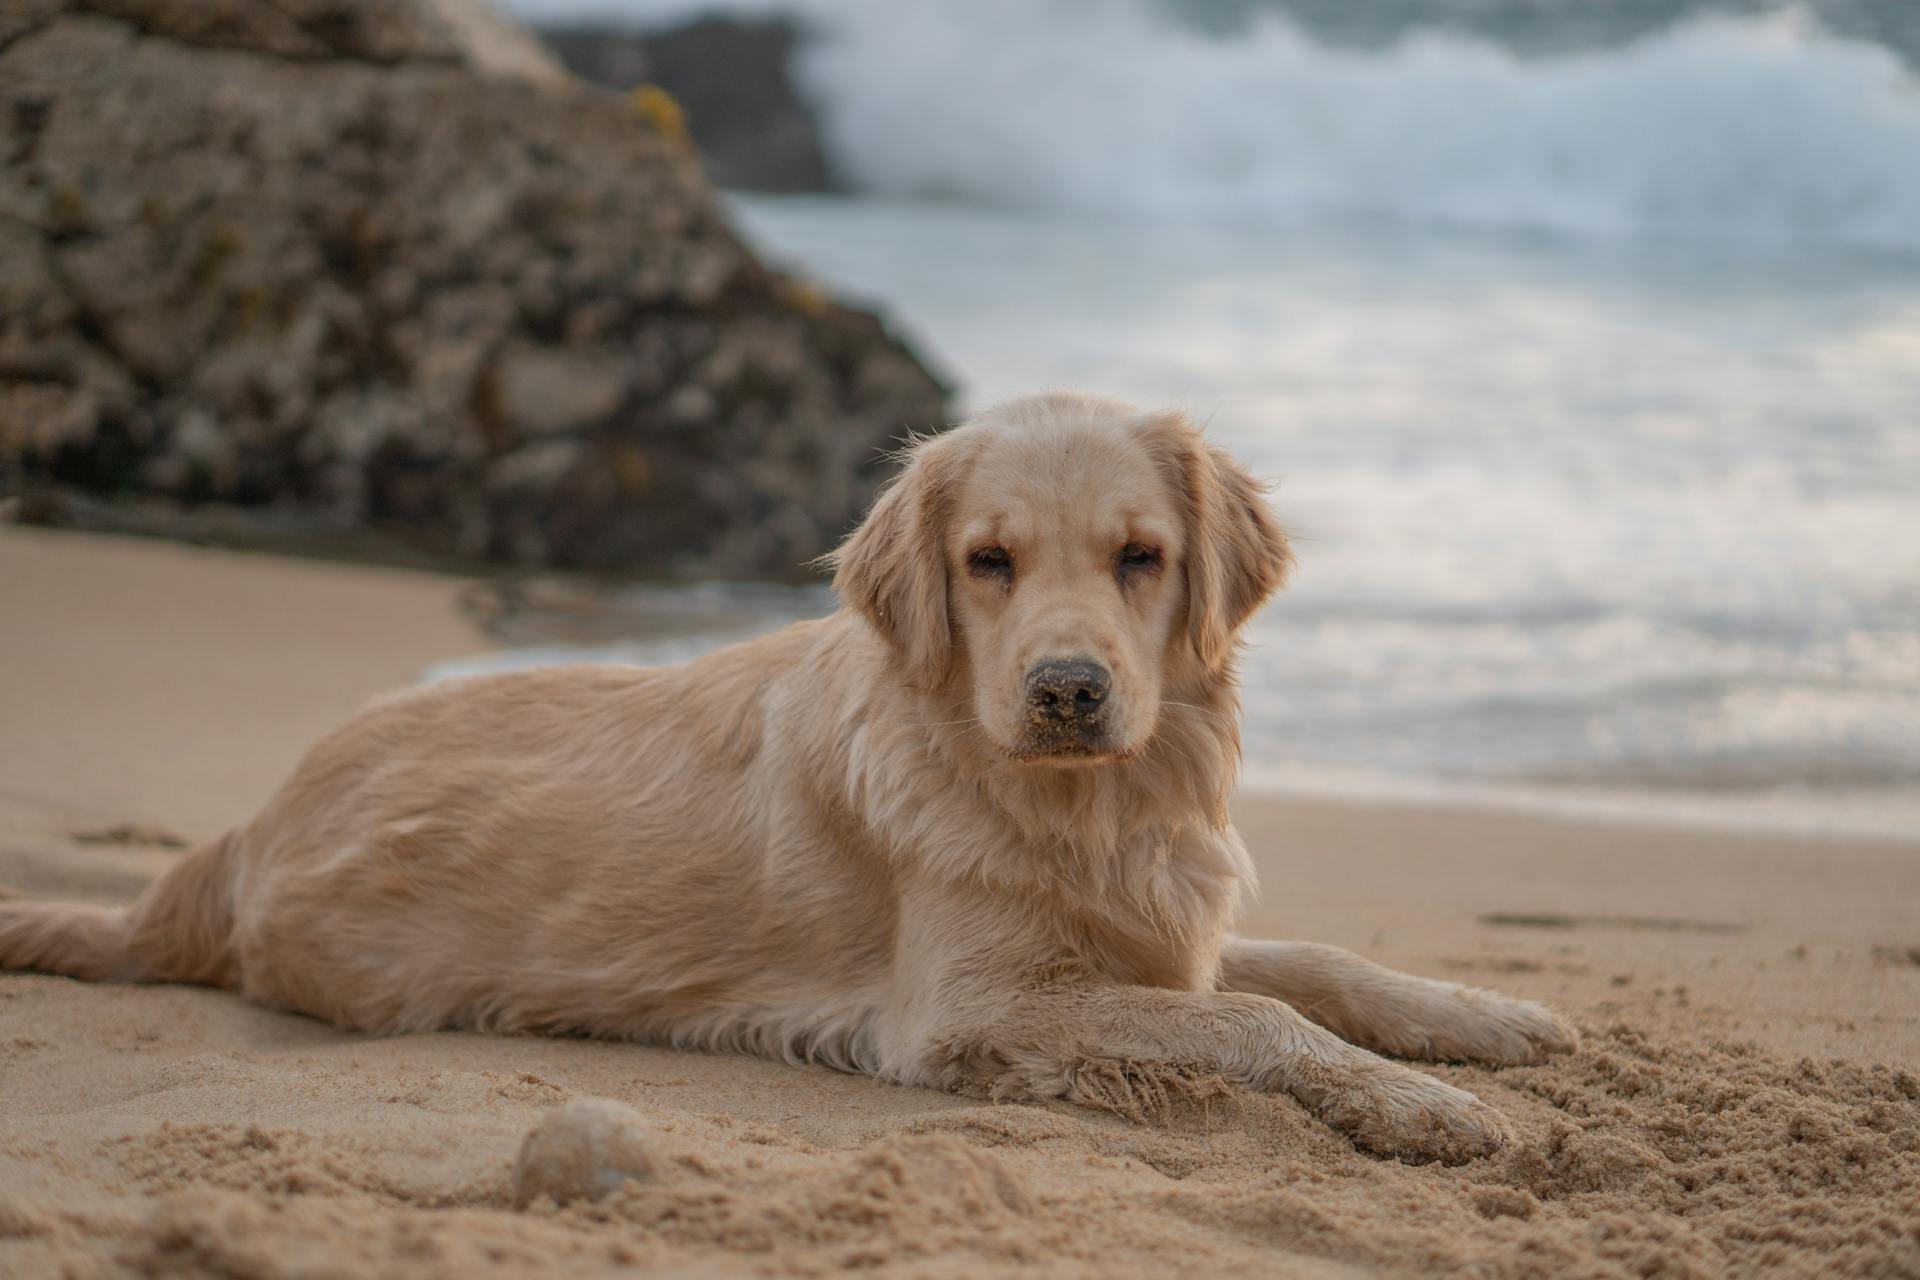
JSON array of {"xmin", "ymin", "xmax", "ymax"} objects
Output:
[
  {"xmin": 1117, "ymin": 543, "xmax": 1162, "ymax": 572},
  {"xmin": 968, "ymin": 545, "xmax": 1012, "ymax": 577}
]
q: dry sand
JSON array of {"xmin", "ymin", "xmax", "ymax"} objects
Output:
[{"xmin": 2, "ymin": 526, "xmax": 1915, "ymax": 1278}]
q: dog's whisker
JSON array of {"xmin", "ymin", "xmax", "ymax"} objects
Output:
[{"xmin": 1160, "ymin": 699, "xmax": 1240, "ymax": 730}]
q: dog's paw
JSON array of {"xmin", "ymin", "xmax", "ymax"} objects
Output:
[
  {"xmin": 1335, "ymin": 982, "xmax": 1579, "ymax": 1066},
  {"xmin": 1415, "ymin": 987, "xmax": 1579, "ymax": 1065},
  {"xmin": 1298, "ymin": 1056, "xmax": 1514, "ymax": 1164}
]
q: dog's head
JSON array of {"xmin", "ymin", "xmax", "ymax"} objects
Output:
[{"xmin": 829, "ymin": 392, "xmax": 1292, "ymax": 766}]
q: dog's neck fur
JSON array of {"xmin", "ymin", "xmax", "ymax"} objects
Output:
[{"xmin": 846, "ymin": 635, "xmax": 1252, "ymax": 951}]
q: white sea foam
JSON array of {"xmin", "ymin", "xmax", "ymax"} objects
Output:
[{"xmin": 506, "ymin": 0, "xmax": 1920, "ymax": 250}]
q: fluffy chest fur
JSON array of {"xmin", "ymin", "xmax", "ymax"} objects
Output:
[{"xmin": 820, "ymin": 657, "xmax": 1252, "ymax": 992}]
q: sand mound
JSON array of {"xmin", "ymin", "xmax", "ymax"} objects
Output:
[{"xmin": 2, "ymin": 1009, "xmax": 1913, "ymax": 1278}]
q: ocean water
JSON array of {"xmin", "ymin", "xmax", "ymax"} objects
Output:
[{"xmin": 481, "ymin": 0, "xmax": 1920, "ymax": 834}]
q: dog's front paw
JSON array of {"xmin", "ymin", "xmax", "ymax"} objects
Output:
[
  {"xmin": 1418, "ymin": 987, "xmax": 1578, "ymax": 1065},
  {"xmin": 1292, "ymin": 1055, "xmax": 1514, "ymax": 1164},
  {"xmin": 1337, "ymin": 982, "xmax": 1579, "ymax": 1066}
]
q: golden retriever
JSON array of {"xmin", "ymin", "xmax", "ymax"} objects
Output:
[{"xmin": 0, "ymin": 391, "xmax": 1573, "ymax": 1161}]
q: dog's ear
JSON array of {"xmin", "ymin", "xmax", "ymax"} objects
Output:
[
  {"xmin": 1142, "ymin": 413, "xmax": 1294, "ymax": 672},
  {"xmin": 823, "ymin": 433, "xmax": 964, "ymax": 688}
]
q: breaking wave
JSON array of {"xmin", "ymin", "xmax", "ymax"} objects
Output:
[{"xmin": 507, "ymin": 0, "xmax": 1920, "ymax": 250}]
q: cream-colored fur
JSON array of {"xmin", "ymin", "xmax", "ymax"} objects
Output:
[{"xmin": 0, "ymin": 391, "xmax": 1573, "ymax": 1162}]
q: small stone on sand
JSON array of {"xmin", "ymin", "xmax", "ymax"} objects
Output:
[{"xmin": 512, "ymin": 1097, "xmax": 664, "ymax": 1208}]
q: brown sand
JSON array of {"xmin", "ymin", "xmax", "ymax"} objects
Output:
[{"xmin": 2, "ymin": 526, "xmax": 1916, "ymax": 1278}]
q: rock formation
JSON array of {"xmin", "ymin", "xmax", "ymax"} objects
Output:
[{"xmin": 0, "ymin": 0, "xmax": 948, "ymax": 576}]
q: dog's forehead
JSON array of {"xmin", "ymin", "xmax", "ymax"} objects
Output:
[
  {"xmin": 954, "ymin": 421, "xmax": 1178, "ymax": 546},
  {"xmin": 964, "ymin": 423, "xmax": 1166, "ymax": 502}
]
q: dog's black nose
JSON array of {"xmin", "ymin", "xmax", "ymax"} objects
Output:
[{"xmin": 1025, "ymin": 660, "xmax": 1111, "ymax": 723}]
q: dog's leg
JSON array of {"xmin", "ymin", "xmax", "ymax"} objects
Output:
[
  {"xmin": 1219, "ymin": 939, "xmax": 1576, "ymax": 1065},
  {"xmin": 916, "ymin": 977, "xmax": 1514, "ymax": 1164}
]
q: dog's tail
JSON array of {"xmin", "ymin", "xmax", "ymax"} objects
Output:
[{"xmin": 0, "ymin": 831, "xmax": 240, "ymax": 986}]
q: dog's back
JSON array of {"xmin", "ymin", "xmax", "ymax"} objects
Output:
[{"xmin": 2, "ymin": 623, "xmax": 899, "ymax": 1061}]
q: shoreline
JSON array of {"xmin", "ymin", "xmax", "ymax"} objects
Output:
[
  {"xmin": 7, "ymin": 523, "xmax": 1913, "ymax": 847},
  {"xmin": 1240, "ymin": 767, "xmax": 1920, "ymax": 848}
]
